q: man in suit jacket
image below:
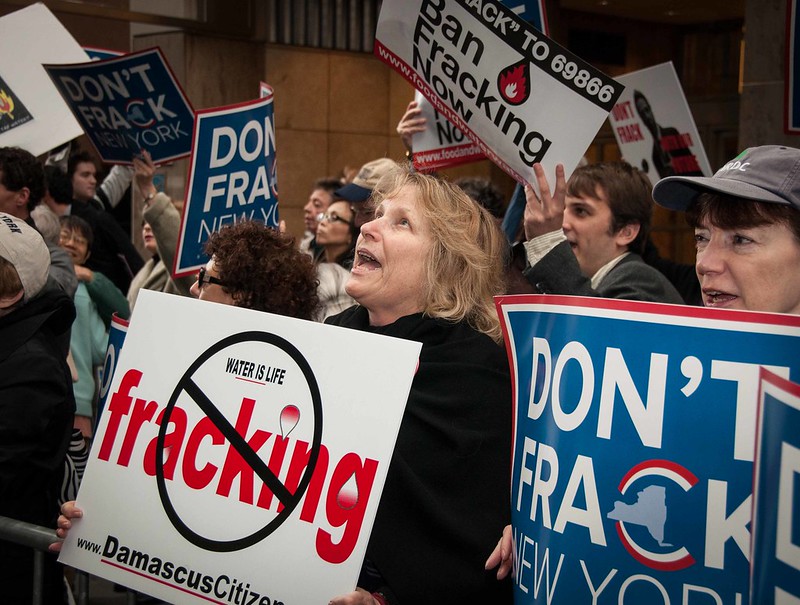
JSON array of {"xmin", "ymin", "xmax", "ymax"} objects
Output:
[{"xmin": 522, "ymin": 161, "xmax": 684, "ymax": 304}]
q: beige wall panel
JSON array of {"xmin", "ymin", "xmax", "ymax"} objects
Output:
[
  {"xmin": 275, "ymin": 129, "xmax": 330, "ymax": 240},
  {"xmin": 133, "ymin": 32, "xmax": 186, "ymax": 92},
  {"xmin": 266, "ymin": 46, "xmax": 330, "ymax": 131},
  {"xmin": 184, "ymin": 36, "xmax": 263, "ymax": 110},
  {"xmin": 328, "ymin": 133, "xmax": 392, "ymax": 177},
  {"xmin": 280, "ymin": 206, "xmax": 306, "ymax": 243},
  {"xmin": 389, "ymin": 70, "xmax": 416, "ymax": 134},
  {"xmin": 329, "ymin": 53, "xmax": 389, "ymax": 135},
  {"xmin": 276, "ymin": 130, "xmax": 330, "ymax": 205}
]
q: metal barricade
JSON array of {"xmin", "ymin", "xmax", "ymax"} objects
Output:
[
  {"xmin": 0, "ymin": 514, "xmax": 138, "ymax": 605},
  {"xmin": 0, "ymin": 514, "xmax": 58, "ymax": 605}
]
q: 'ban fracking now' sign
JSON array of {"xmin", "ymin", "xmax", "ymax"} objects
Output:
[
  {"xmin": 375, "ymin": 0, "xmax": 622, "ymax": 187},
  {"xmin": 174, "ymin": 90, "xmax": 279, "ymax": 277},
  {"xmin": 411, "ymin": 89, "xmax": 484, "ymax": 171},
  {"xmin": 410, "ymin": 0, "xmax": 549, "ymax": 173},
  {"xmin": 59, "ymin": 290, "xmax": 421, "ymax": 604},
  {"xmin": 44, "ymin": 47, "xmax": 195, "ymax": 165},
  {"xmin": 496, "ymin": 295, "xmax": 800, "ymax": 604}
]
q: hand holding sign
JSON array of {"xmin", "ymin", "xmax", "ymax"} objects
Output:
[
  {"xmin": 523, "ymin": 163, "xmax": 566, "ymax": 240},
  {"xmin": 396, "ymin": 100, "xmax": 427, "ymax": 152},
  {"xmin": 133, "ymin": 149, "xmax": 157, "ymax": 199}
]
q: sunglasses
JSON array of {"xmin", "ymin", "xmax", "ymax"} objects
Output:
[{"xmin": 197, "ymin": 266, "xmax": 226, "ymax": 288}]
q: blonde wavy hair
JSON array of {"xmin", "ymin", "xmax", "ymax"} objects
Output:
[{"xmin": 369, "ymin": 164, "xmax": 506, "ymax": 342}]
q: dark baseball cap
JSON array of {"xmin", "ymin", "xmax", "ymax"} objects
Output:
[
  {"xmin": 334, "ymin": 158, "xmax": 396, "ymax": 203},
  {"xmin": 652, "ymin": 145, "xmax": 800, "ymax": 212}
]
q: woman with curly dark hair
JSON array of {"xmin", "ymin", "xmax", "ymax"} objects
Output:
[{"xmin": 189, "ymin": 220, "xmax": 320, "ymax": 320}]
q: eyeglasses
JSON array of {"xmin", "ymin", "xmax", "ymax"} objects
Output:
[
  {"xmin": 197, "ymin": 266, "xmax": 226, "ymax": 289},
  {"xmin": 59, "ymin": 230, "xmax": 88, "ymax": 247},
  {"xmin": 317, "ymin": 212, "xmax": 353, "ymax": 226}
]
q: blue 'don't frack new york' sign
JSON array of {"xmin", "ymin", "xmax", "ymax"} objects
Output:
[
  {"xmin": 174, "ymin": 90, "xmax": 279, "ymax": 278},
  {"xmin": 751, "ymin": 370, "xmax": 800, "ymax": 604},
  {"xmin": 496, "ymin": 295, "xmax": 800, "ymax": 604},
  {"xmin": 44, "ymin": 47, "xmax": 194, "ymax": 164}
]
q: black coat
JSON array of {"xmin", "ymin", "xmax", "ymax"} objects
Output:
[
  {"xmin": 327, "ymin": 306, "xmax": 513, "ymax": 604},
  {"xmin": 71, "ymin": 200, "xmax": 144, "ymax": 294},
  {"xmin": 525, "ymin": 241, "xmax": 685, "ymax": 304},
  {"xmin": 0, "ymin": 285, "xmax": 76, "ymax": 603}
]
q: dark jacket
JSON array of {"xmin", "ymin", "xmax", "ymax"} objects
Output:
[
  {"xmin": 71, "ymin": 199, "xmax": 144, "ymax": 293},
  {"xmin": 641, "ymin": 237, "xmax": 702, "ymax": 306},
  {"xmin": 525, "ymin": 241, "xmax": 685, "ymax": 304},
  {"xmin": 327, "ymin": 306, "xmax": 513, "ymax": 604},
  {"xmin": 0, "ymin": 285, "xmax": 76, "ymax": 603}
]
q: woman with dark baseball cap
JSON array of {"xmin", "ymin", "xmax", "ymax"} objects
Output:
[{"xmin": 652, "ymin": 145, "xmax": 800, "ymax": 314}]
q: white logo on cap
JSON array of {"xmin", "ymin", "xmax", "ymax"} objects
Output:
[{"xmin": 717, "ymin": 160, "xmax": 750, "ymax": 175}]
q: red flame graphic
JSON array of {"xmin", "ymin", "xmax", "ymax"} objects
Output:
[{"xmin": 497, "ymin": 61, "xmax": 531, "ymax": 106}]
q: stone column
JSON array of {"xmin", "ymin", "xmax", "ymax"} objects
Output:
[{"xmin": 739, "ymin": 0, "xmax": 799, "ymax": 147}]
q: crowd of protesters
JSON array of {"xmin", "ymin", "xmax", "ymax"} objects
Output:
[{"xmin": 1, "ymin": 91, "xmax": 798, "ymax": 604}]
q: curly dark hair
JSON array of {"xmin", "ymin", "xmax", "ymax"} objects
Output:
[
  {"xmin": 205, "ymin": 221, "xmax": 320, "ymax": 320},
  {"xmin": 0, "ymin": 147, "xmax": 45, "ymax": 211}
]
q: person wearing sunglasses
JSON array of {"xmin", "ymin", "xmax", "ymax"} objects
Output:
[
  {"xmin": 189, "ymin": 219, "xmax": 320, "ymax": 320},
  {"xmin": 314, "ymin": 200, "xmax": 358, "ymax": 320}
]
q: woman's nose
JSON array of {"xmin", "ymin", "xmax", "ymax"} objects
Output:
[
  {"xmin": 359, "ymin": 217, "xmax": 379, "ymax": 240},
  {"xmin": 696, "ymin": 237, "xmax": 725, "ymax": 276}
]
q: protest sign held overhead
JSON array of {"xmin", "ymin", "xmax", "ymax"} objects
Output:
[
  {"xmin": 410, "ymin": 90, "xmax": 484, "ymax": 171},
  {"xmin": 375, "ymin": 0, "xmax": 623, "ymax": 187},
  {"xmin": 83, "ymin": 47, "xmax": 125, "ymax": 61},
  {"xmin": 496, "ymin": 294, "xmax": 800, "ymax": 604},
  {"xmin": 410, "ymin": 0, "xmax": 549, "ymax": 172},
  {"xmin": 751, "ymin": 370, "xmax": 800, "ymax": 604},
  {"xmin": 0, "ymin": 4, "xmax": 88, "ymax": 156},
  {"xmin": 59, "ymin": 290, "xmax": 421, "ymax": 604},
  {"xmin": 175, "ymin": 90, "xmax": 279, "ymax": 278},
  {"xmin": 609, "ymin": 62, "xmax": 712, "ymax": 184},
  {"xmin": 44, "ymin": 48, "xmax": 195, "ymax": 165}
]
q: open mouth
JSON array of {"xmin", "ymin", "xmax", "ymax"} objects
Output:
[
  {"xmin": 354, "ymin": 248, "xmax": 381, "ymax": 271},
  {"xmin": 703, "ymin": 289, "xmax": 737, "ymax": 307}
]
